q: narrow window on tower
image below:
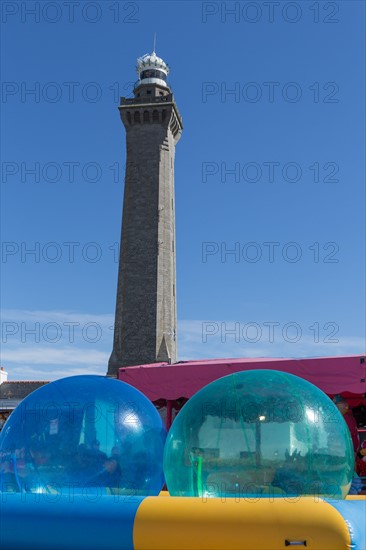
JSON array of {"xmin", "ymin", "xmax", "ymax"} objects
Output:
[
  {"xmin": 173, "ymin": 284, "xmax": 175, "ymax": 297},
  {"xmin": 172, "ymin": 240, "xmax": 174, "ymax": 252}
]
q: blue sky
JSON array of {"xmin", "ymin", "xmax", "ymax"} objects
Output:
[{"xmin": 1, "ymin": 1, "xmax": 365, "ymax": 381}]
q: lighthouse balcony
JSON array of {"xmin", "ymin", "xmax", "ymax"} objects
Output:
[{"xmin": 121, "ymin": 93, "xmax": 174, "ymax": 106}]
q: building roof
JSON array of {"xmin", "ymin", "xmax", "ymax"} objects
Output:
[{"xmin": 0, "ymin": 381, "xmax": 49, "ymax": 410}]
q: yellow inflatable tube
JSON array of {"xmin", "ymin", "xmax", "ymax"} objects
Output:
[{"xmin": 134, "ymin": 497, "xmax": 351, "ymax": 550}]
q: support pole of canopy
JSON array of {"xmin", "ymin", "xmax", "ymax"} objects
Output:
[
  {"xmin": 166, "ymin": 400, "xmax": 173, "ymax": 430},
  {"xmin": 255, "ymin": 421, "xmax": 261, "ymax": 468}
]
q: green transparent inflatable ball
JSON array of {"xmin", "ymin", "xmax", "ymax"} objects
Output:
[{"xmin": 164, "ymin": 370, "xmax": 354, "ymax": 499}]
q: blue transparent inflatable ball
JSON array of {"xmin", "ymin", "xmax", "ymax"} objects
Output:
[
  {"xmin": 164, "ymin": 370, "xmax": 354, "ymax": 499},
  {"xmin": 0, "ymin": 375, "xmax": 166, "ymax": 496}
]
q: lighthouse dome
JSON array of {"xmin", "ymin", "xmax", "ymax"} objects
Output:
[{"xmin": 136, "ymin": 51, "xmax": 170, "ymax": 88}]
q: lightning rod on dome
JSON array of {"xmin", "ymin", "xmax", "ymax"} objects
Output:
[{"xmin": 153, "ymin": 33, "xmax": 156, "ymax": 54}]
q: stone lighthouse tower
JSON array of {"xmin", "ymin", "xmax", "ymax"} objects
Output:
[{"xmin": 108, "ymin": 51, "xmax": 183, "ymax": 376}]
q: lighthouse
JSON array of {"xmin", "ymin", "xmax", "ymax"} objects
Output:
[{"xmin": 108, "ymin": 51, "xmax": 183, "ymax": 376}]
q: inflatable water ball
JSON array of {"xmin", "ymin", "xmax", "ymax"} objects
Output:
[
  {"xmin": 0, "ymin": 375, "xmax": 166, "ymax": 497},
  {"xmin": 164, "ymin": 370, "xmax": 354, "ymax": 499}
]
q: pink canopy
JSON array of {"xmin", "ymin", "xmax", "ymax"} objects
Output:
[{"xmin": 118, "ymin": 355, "xmax": 366, "ymax": 402}]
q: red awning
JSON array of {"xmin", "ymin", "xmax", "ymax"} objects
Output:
[{"xmin": 118, "ymin": 355, "xmax": 366, "ymax": 404}]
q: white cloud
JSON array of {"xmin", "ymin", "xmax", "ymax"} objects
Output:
[
  {"xmin": 5, "ymin": 364, "xmax": 105, "ymax": 381},
  {"xmin": 178, "ymin": 319, "xmax": 365, "ymax": 361},
  {"xmin": 1, "ymin": 309, "xmax": 113, "ymax": 381},
  {"xmin": 1, "ymin": 347, "xmax": 108, "ymax": 366},
  {"xmin": 2, "ymin": 309, "xmax": 114, "ymax": 327},
  {"xmin": 1, "ymin": 310, "xmax": 364, "ymax": 381}
]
